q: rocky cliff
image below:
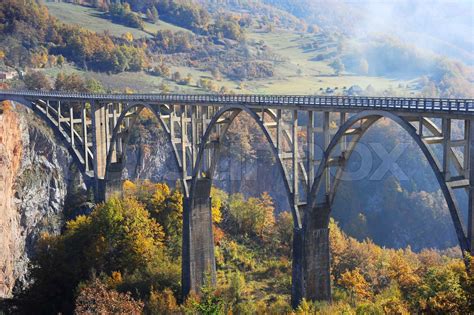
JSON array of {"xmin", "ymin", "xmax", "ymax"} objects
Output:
[
  {"xmin": 0, "ymin": 102, "xmax": 23, "ymax": 297},
  {"xmin": 0, "ymin": 103, "xmax": 85, "ymax": 297}
]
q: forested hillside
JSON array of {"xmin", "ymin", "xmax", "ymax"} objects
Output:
[
  {"xmin": 2, "ymin": 0, "xmax": 472, "ymax": 97},
  {"xmin": 1, "ymin": 180, "xmax": 472, "ymax": 313}
]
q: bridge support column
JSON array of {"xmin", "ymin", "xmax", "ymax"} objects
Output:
[
  {"xmin": 102, "ymin": 162, "xmax": 125, "ymax": 201},
  {"xmin": 291, "ymin": 227, "xmax": 304, "ymax": 308},
  {"xmin": 182, "ymin": 178, "xmax": 216, "ymax": 297},
  {"xmin": 92, "ymin": 103, "xmax": 109, "ymax": 201},
  {"xmin": 291, "ymin": 203, "xmax": 331, "ymax": 307},
  {"xmin": 303, "ymin": 203, "xmax": 331, "ymax": 302}
]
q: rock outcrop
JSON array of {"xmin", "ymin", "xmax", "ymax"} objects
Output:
[
  {"xmin": 0, "ymin": 104, "xmax": 85, "ymax": 297},
  {"xmin": 0, "ymin": 102, "xmax": 23, "ymax": 297}
]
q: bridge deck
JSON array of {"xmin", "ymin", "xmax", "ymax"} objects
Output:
[{"xmin": 1, "ymin": 90, "xmax": 473, "ymax": 116}]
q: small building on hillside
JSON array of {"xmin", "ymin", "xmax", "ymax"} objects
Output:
[{"xmin": 0, "ymin": 71, "xmax": 17, "ymax": 81}]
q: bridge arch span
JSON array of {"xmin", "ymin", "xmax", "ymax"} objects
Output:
[
  {"xmin": 191, "ymin": 104, "xmax": 301, "ymax": 228},
  {"xmin": 103, "ymin": 102, "xmax": 182, "ymax": 200},
  {"xmin": 309, "ymin": 110, "xmax": 469, "ymax": 254},
  {"xmin": 183, "ymin": 104, "xmax": 306, "ymax": 298}
]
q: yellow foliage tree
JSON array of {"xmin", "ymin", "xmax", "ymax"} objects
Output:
[
  {"xmin": 339, "ymin": 267, "xmax": 372, "ymax": 301},
  {"xmin": 122, "ymin": 179, "xmax": 137, "ymax": 197},
  {"xmin": 122, "ymin": 32, "xmax": 134, "ymax": 42},
  {"xmin": 210, "ymin": 187, "xmax": 227, "ymax": 224}
]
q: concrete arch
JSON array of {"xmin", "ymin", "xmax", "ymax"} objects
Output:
[
  {"xmin": 103, "ymin": 102, "xmax": 181, "ymax": 199},
  {"xmin": 191, "ymin": 105, "xmax": 302, "ymax": 228},
  {"xmin": 1, "ymin": 96, "xmax": 91, "ymax": 181},
  {"xmin": 309, "ymin": 110, "xmax": 469, "ymax": 253}
]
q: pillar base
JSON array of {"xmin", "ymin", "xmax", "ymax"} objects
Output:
[
  {"xmin": 99, "ymin": 162, "xmax": 124, "ymax": 202},
  {"xmin": 182, "ymin": 178, "xmax": 216, "ymax": 297},
  {"xmin": 293, "ymin": 203, "xmax": 331, "ymax": 305},
  {"xmin": 291, "ymin": 227, "xmax": 304, "ymax": 308}
]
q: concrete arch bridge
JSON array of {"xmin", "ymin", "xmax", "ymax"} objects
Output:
[{"xmin": 1, "ymin": 90, "xmax": 473, "ymax": 306}]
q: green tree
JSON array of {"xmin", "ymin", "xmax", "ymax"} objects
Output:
[
  {"xmin": 57, "ymin": 55, "xmax": 65, "ymax": 67},
  {"xmin": 171, "ymin": 71, "xmax": 181, "ymax": 82},
  {"xmin": 85, "ymin": 78, "xmax": 106, "ymax": 93},
  {"xmin": 146, "ymin": 6, "xmax": 159, "ymax": 23},
  {"xmin": 330, "ymin": 58, "xmax": 345, "ymax": 76}
]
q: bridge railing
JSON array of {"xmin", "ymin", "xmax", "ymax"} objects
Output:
[{"xmin": 1, "ymin": 90, "xmax": 473, "ymax": 113}]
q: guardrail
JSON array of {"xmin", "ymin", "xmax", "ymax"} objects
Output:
[{"xmin": 1, "ymin": 90, "xmax": 474, "ymax": 113}]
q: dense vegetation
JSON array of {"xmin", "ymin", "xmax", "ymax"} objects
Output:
[
  {"xmin": 108, "ymin": 2, "xmax": 144, "ymax": 30},
  {"xmin": 0, "ymin": 0, "xmax": 148, "ymax": 73},
  {"xmin": 0, "ymin": 0, "xmax": 275, "ymax": 82},
  {"xmin": 1, "ymin": 180, "xmax": 472, "ymax": 314},
  {"xmin": 2, "ymin": 0, "xmax": 472, "ymax": 97}
]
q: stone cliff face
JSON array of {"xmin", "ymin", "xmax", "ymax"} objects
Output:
[
  {"xmin": 0, "ymin": 104, "xmax": 84, "ymax": 297},
  {"xmin": 0, "ymin": 103, "xmax": 23, "ymax": 297}
]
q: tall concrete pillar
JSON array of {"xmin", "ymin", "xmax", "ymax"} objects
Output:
[
  {"xmin": 303, "ymin": 203, "xmax": 331, "ymax": 302},
  {"xmin": 291, "ymin": 227, "xmax": 304, "ymax": 308},
  {"xmin": 182, "ymin": 178, "xmax": 216, "ymax": 297},
  {"xmin": 101, "ymin": 162, "xmax": 124, "ymax": 201},
  {"xmin": 92, "ymin": 103, "xmax": 109, "ymax": 201},
  {"xmin": 291, "ymin": 203, "xmax": 332, "ymax": 307}
]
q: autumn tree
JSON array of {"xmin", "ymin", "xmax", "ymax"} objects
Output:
[
  {"xmin": 339, "ymin": 268, "xmax": 372, "ymax": 301},
  {"xmin": 211, "ymin": 187, "xmax": 227, "ymax": 224},
  {"xmin": 57, "ymin": 55, "xmax": 65, "ymax": 67},
  {"xmin": 15, "ymin": 197, "xmax": 165, "ymax": 314},
  {"xmin": 146, "ymin": 288, "xmax": 178, "ymax": 314},
  {"xmin": 125, "ymin": 181, "xmax": 184, "ymax": 257},
  {"xmin": 122, "ymin": 31, "xmax": 134, "ymax": 43},
  {"xmin": 24, "ymin": 71, "xmax": 51, "ymax": 90},
  {"xmin": 183, "ymin": 73, "xmax": 193, "ymax": 85},
  {"xmin": 74, "ymin": 278, "xmax": 144, "ymax": 314},
  {"xmin": 227, "ymin": 192, "xmax": 275, "ymax": 240},
  {"xmin": 276, "ymin": 211, "xmax": 293, "ymax": 252},
  {"xmin": 55, "ymin": 72, "xmax": 87, "ymax": 92}
]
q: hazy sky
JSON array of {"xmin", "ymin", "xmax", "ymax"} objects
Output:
[{"xmin": 350, "ymin": 0, "xmax": 474, "ymax": 63}]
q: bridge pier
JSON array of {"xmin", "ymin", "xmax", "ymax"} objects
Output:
[
  {"xmin": 291, "ymin": 203, "xmax": 332, "ymax": 307},
  {"xmin": 291, "ymin": 227, "xmax": 304, "ymax": 308},
  {"xmin": 101, "ymin": 162, "xmax": 125, "ymax": 201},
  {"xmin": 92, "ymin": 104, "xmax": 109, "ymax": 202},
  {"xmin": 182, "ymin": 178, "xmax": 216, "ymax": 297}
]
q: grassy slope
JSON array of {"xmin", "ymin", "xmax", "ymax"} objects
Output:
[
  {"xmin": 247, "ymin": 30, "xmax": 417, "ymax": 95},
  {"xmin": 44, "ymin": 2, "xmax": 419, "ymax": 95},
  {"xmin": 45, "ymin": 2, "xmax": 190, "ymax": 38}
]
